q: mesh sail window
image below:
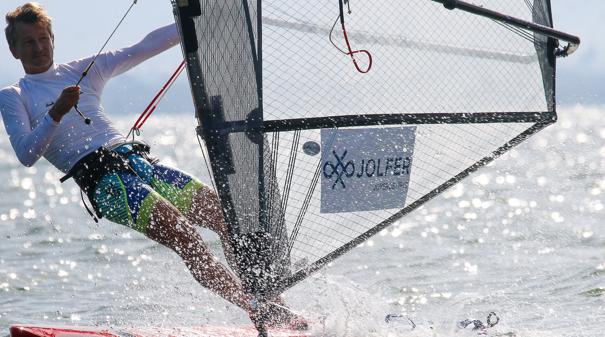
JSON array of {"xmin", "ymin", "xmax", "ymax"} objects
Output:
[{"xmin": 172, "ymin": 0, "xmax": 560, "ymax": 295}]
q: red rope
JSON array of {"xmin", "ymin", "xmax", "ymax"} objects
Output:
[
  {"xmin": 130, "ymin": 59, "xmax": 187, "ymax": 133},
  {"xmin": 340, "ymin": 14, "xmax": 372, "ymax": 73},
  {"xmin": 339, "ymin": 0, "xmax": 372, "ymax": 74}
]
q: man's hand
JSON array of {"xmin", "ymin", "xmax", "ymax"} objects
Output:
[{"xmin": 49, "ymin": 86, "xmax": 80, "ymax": 122}]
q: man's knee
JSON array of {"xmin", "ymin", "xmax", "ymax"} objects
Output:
[
  {"xmin": 189, "ymin": 187, "xmax": 226, "ymax": 227},
  {"xmin": 148, "ymin": 199, "xmax": 195, "ymax": 244}
]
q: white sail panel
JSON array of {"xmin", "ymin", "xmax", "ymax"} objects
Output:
[
  {"xmin": 262, "ymin": 0, "xmax": 550, "ymax": 120},
  {"xmin": 267, "ymin": 122, "xmax": 535, "ymax": 267}
]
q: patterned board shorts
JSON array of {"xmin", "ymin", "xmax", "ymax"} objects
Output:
[{"xmin": 92, "ymin": 144, "xmax": 204, "ymax": 233}]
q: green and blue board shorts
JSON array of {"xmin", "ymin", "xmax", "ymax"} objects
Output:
[{"xmin": 92, "ymin": 144, "xmax": 204, "ymax": 233}]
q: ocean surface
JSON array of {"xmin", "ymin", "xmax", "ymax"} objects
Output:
[{"xmin": 0, "ymin": 106, "xmax": 603, "ymax": 337}]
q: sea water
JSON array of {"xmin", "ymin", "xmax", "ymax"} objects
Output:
[{"xmin": 0, "ymin": 106, "xmax": 603, "ymax": 337}]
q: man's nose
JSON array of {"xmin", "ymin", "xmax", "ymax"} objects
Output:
[{"xmin": 32, "ymin": 40, "xmax": 44, "ymax": 51}]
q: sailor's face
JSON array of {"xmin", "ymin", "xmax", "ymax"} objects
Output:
[{"xmin": 10, "ymin": 21, "xmax": 54, "ymax": 74}]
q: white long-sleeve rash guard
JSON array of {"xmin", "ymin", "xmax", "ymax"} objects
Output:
[{"xmin": 0, "ymin": 24, "xmax": 179, "ymax": 173}]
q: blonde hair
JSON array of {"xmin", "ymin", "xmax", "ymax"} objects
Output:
[{"xmin": 5, "ymin": 2, "xmax": 53, "ymax": 49}]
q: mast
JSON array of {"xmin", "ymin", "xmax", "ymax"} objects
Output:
[{"xmin": 173, "ymin": 0, "xmax": 290, "ymax": 299}]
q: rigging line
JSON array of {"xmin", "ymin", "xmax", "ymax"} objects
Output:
[
  {"xmin": 196, "ymin": 133, "xmax": 218, "ymax": 193},
  {"xmin": 266, "ymin": 132, "xmax": 280, "ymax": 228},
  {"xmin": 73, "ymin": 0, "xmax": 138, "ymax": 125},
  {"xmin": 504, "ymin": 29, "xmax": 536, "ymax": 46},
  {"xmin": 280, "ymin": 130, "xmax": 301, "ymax": 215},
  {"xmin": 288, "ymin": 128, "xmax": 339, "ymax": 254},
  {"xmin": 493, "ymin": 20, "xmax": 539, "ymax": 45},
  {"xmin": 521, "ymin": 0, "xmax": 548, "ymax": 31},
  {"xmin": 288, "ymin": 155, "xmax": 322, "ymax": 254},
  {"xmin": 275, "ymin": 131, "xmax": 301, "ymax": 239},
  {"xmin": 127, "ymin": 59, "xmax": 186, "ymax": 139},
  {"xmin": 487, "ymin": 4, "xmax": 550, "ymax": 46},
  {"xmin": 266, "ymin": 134, "xmax": 276, "ymax": 227},
  {"xmin": 133, "ymin": 60, "xmax": 186, "ymax": 128},
  {"xmin": 329, "ymin": 16, "xmax": 348, "ymax": 55},
  {"xmin": 76, "ymin": 0, "xmax": 138, "ymax": 87},
  {"xmin": 507, "ymin": 24, "xmax": 541, "ymax": 46},
  {"xmin": 270, "ymin": 135, "xmax": 282, "ymax": 230},
  {"xmin": 280, "ymin": 130, "xmax": 301, "ymax": 222},
  {"xmin": 524, "ymin": 0, "xmax": 534, "ymax": 14},
  {"xmin": 491, "ymin": 18, "xmax": 535, "ymax": 42},
  {"xmin": 504, "ymin": 22, "xmax": 537, "ymax": 42}
]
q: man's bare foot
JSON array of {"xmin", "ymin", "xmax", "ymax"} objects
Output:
[{"xmin": 249, "ymin": 300, "xmax": 309, "ymax": 331}]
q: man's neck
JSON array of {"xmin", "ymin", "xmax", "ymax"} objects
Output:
[{"xmin": 24, "ymin": 63, "xmax": 53, "ymax": 75}]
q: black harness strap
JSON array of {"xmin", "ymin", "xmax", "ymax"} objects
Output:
[{"xmin": 60, "ymin": 143, "xmax": 153, "ymax": 221}]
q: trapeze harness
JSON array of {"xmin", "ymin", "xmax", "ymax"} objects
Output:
[
  {"xmin": 58, "ymin": 55, "xmax": 184, "ymax": 223},
  {"xmin": 59, "ymin": 142, "xmax": 156, "ymax": 222},
  {"xmin": 58, "ymin": 54, "xmax": 184, "ymax": 222}
]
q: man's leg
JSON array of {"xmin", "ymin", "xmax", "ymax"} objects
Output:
[
  {"xmin": 185, "ymin": 187, "xmax": 309, "ymax": 330},
  {"xmin": 93, "ymin": 170, "xmax": 253, "ymax": 312},
  {"xmin": 139, "ymin": 160, "xmax": 238, "ymax": 269},
  {"xmin": 185, "ymin": 186, "xmax": 238, "ymax": 269},
  {"xmin": 146, "ymin": 197, "xmax": 253, "ymax": 311},
  {"xmin": 141, "ymin": 161, "xmax": 308, "ymax": 329}
]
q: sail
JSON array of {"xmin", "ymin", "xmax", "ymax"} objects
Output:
[{"xmin": 171, "ymin": 0, "xmax": 574, "ymax": 296}]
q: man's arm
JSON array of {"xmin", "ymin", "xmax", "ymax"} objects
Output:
[
  {"xmin": 87, "ymin": 24, "xmax": 180, "ymax": 92},
  {"xmin": 0, "ymin": 86, "xmax": 79, "ymax": 167}
]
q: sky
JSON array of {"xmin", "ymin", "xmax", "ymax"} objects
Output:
[{"xmin": 0, "ymin": 0, "xmax": 602, "ymax": 116}]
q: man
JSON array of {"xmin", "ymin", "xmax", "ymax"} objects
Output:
[{"xmin": 0, "ymin": 2, "xmax": 306, "ymax": 330}]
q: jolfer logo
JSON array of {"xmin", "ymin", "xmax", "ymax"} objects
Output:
[{"xmin": 323, "ymin": 150, "xmax": 354, "ymax": 189}]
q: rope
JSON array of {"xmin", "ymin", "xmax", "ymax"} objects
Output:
[
  {"xmin": 73, "ymin": 0, "xmax": 138, "ymax": 124},
  {"xmin": 127, "ymin": 59, "xmax": 187, "ymax": 139},
  {"xmin": 197, "ymin": 133, "xmax": 218, "ymax": 193},
  {"xmin": 329, "ymin": 0, "xmax": 373, "ymax": 74},
  {"xmin": 76, "ymin": 0, "xmax": 138, "ymax": 86}
]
